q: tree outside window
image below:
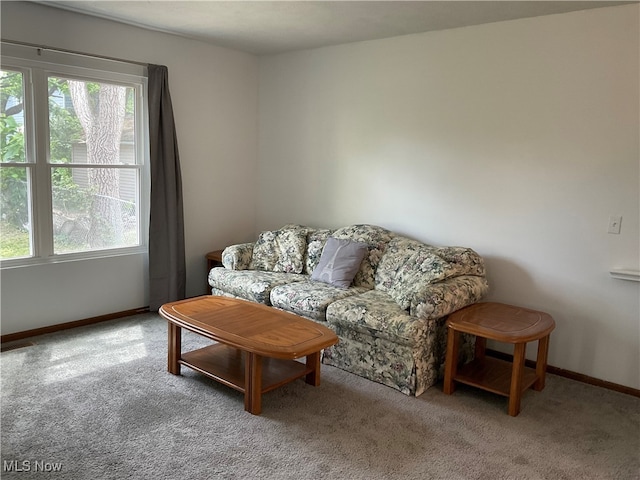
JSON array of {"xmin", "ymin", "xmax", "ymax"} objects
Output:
[{"xmin": 1, "ymin": 66, "xmax": 143, "ymax": 261}]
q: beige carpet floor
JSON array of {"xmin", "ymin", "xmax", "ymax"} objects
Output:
[{"xmin": 1, "ymin": 313, "xmax": 638, "ymax": 479}]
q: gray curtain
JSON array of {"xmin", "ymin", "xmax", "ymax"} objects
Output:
[{"xmin": 147, "ymin": 64, "xmax": 186, "ymax": 310}]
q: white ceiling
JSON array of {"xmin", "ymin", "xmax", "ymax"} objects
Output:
[{"xmin": 42, "ymin": 1, "xmax": 633, "ymax": 55}]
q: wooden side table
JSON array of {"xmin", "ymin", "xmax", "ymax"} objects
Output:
[
  {"xmin": 443, "ymin": 302, "xmax": 555, "ymax": 416},
  {"xmin": 205, "ymin": 250, "xmax": 224, "ymax": 294}
]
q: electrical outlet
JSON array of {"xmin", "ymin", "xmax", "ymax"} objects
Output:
[{"xmin": 608, "ymin": 215, "xmax": 622, "ymax": 234}]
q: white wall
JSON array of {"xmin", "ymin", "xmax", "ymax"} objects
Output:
[
  {"xmin": 0, "ymin": 2, "xmax": 259, "ymax": 334},
  {"xmin": 258, "ymin": 6, "xmax": 640, "ymax": 388},
  {"xmin": 2, "ymin": 3, "xmax": 638, "ymax": 391}
]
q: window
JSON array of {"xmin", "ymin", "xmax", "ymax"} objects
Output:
[
  {"xmin": 0, "ymin": 45, "xmax": 148, "ymax": 265},
  {"xmin": 0, "ymin": 69, "xmax": 31, "ymax": 258}
]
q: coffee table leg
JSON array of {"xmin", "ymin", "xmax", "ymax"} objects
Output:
[
  {"xmin": 534, "ymin": 335, "xmax": 550, "ymax": 391},
  {"xmin": 508, "ymin": 342, "xmax": 526, "ymax": 416},
  {"xmin": 245, "ymin": 352, "xmax": 263, "ymax": 415},
  {"xmin": 168, "ymin": 322, "xmax": 181, "ymax": 375},
  {"xmin": 475, "ymin": 336, "xmax": 487, "ymax": 359},
  {"xmin": 443, "ymin": 327, "xmax": 460, "ymax": 394},
  {"xmin": 305, "ymin": 351, "xmax": 321, "ymax": 386}
]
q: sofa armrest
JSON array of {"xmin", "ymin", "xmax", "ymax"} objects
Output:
[
  {"xmin": 221, "ymin": 243, "xmax": 255, "ymax": 270},
  {"xmin": 410, "ymin": 275, "xmax": 489, "ymax": 320}
]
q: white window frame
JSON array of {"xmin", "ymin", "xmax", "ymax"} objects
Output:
[{"xmin": 0, "ymin": 44, "xmax": 149, "ymax": 268}]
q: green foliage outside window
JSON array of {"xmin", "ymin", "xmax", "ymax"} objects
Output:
[{"xmin": 1, "ymin": 72, "xmax": 92, "ymax": 257}]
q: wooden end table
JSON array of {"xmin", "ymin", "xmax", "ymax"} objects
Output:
[
  {"xmin": 443, "ymin": 302, "xmax": 555, "ymax": 416},
  {"xmin": 160, "ymin": 296, "xmax": 338, "ymax": 415},
  {"xmin": 206, "ymin": 249, "xmax": 224, "ymax": 294}
]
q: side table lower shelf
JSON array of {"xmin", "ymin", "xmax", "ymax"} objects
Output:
[{"xmin": 454, "ymin": 356, "xmax": 538, "ymax": 397}]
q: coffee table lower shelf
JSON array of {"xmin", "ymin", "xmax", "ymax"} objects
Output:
[
  {"xmin": 180, "ymin": 343, "xmax": 312, "ymax": 395},
  {"xmin": 454, "ymin": 357, "xmax": 538, "ymax": 397}
]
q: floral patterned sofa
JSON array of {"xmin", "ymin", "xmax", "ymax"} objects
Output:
[{"xmin": 208, "ymin": 224, "xmax": 488, "ymax": 396}]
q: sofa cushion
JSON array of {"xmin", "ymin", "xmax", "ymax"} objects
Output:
[
  {"xmin": 432, "ymin": 246, "xmax": 486, "ymax": 277},
  {"xmin": 270, "ymin": 281, "xmax": 368, "ymax": 322},
  {"xmin": 251, "ymin": 227, "xmax": 307, "ymax": 273},
  {"xmin": 331, "ymin": 224, "xmax": 395, "ymax": 289},
  {"xmin": 310, "ymin": 237, "xmax": 368, "ymax": 289},
  {"xmin": 326, "ymin": 290, "xmax": 430, "ymax": 347},
  {"xmin": 374, "ymin": 237, "xmax": 450, "ymax": 309},
  {"xmin": 375, "ymin": 237, "xmax": 487, "ymax": 310},
  {"xmin": 208, "ymin": 268, "xmax": 307, "ymax": 305},
  {"xmin": 304, "ymin": 228, "xmax": 333, "ymax": 274}
]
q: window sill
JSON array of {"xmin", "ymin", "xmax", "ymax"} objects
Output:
[{"xmin": 0, "ymin": 246, "xmax": 147, "ymax": 270}]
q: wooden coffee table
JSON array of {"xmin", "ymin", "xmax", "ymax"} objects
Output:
[
  {"xmin": 159, "ymin": 296, "xmax": 339, "ymax": 415},
  {"xmin": 443, "ymin": 302, "xmax": 555, "ymax": 416}
]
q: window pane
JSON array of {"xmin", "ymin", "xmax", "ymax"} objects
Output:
[
  {"xmin": 49, "ymin": 76, "xmax": 140, "ymax": 255},
  {"xmin": 52, "ymin": 167, "xmax": 139, "ymax": 254},
  {"xmin": 0, "ymin": 166, "xmax": 32, "ymax": 259},
  {"xmin": 1, "ymin": 70, "xmax": 26, "ymax": 163},
  {"xmin": 48, "ymin": 77, "xmax": 136, "ymax": 165}
]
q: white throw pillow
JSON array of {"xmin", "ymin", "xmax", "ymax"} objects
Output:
[{"xmin": 310, "ymin": 237, "xmax": 368, "ymax": 289}]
